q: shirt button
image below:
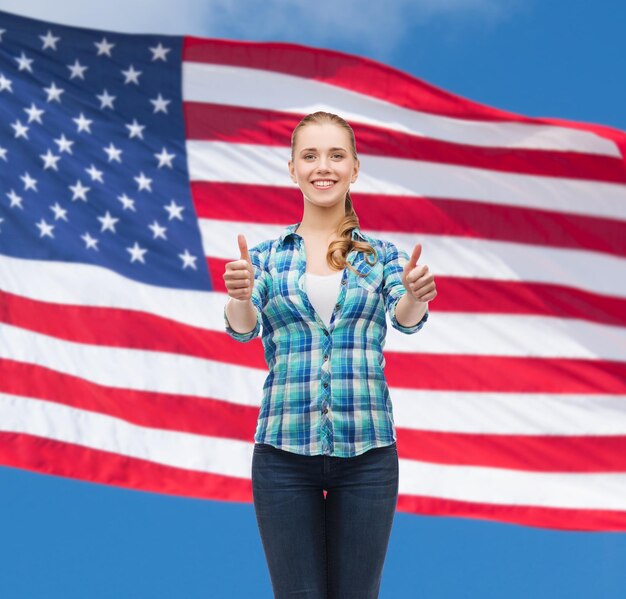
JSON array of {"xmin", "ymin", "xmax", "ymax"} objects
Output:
[
  {"xmin": 324, "ymin": 330, "xmax": 329, "ymax": 336},
  {"xmin": 323, "ymin": 408, "xmax": 328, "ymax": 414},
  {"xmin": 323, "ymin": 354, "xmax": 328, "ymax": 361},
  {"xmin": 335, "ymin": 303, "xmax": 340, "ymax": 310},
  {"xmin": 323, "ymin": 382, "xmax": 328, "ymax": 388},
  {"xmin": 341, "ymin": 279, "xmax": 346, "ymax": 285}
]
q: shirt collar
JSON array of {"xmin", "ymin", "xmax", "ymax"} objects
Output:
[{"xmin": 278, "ymin": 222, "xmax": 368, "ymax": 247}]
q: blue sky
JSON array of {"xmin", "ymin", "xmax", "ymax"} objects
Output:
[{"xmin": 1, "ymin": 1, "xmax": 625, "ymax": 597}]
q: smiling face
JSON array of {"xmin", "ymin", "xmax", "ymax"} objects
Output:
[{"xmin": 288, "ymin": 122, "xmax": 360, "ymax": 209}]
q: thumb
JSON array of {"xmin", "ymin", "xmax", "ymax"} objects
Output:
[
  {"xmin": 238, "ymin": 234, "xmax": 252, "ymax": 265},
  {"xmin": 406, "ymin": 243, "xmax": 422, "ymax": 270}
]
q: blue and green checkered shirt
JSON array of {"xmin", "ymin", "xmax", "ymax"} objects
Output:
[{"xmin": 224, "ymin": 222, "xmax": 429, "ymax": 457}]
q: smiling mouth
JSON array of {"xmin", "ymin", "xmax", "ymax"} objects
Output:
[{"xmin": 312, "ymin": 180, "xmax": 336, "ymax": 189}]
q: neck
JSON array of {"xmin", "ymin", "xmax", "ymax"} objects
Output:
[{"xmin": 296, "ymin": 201, "xmax": 346, "ymax": 238}]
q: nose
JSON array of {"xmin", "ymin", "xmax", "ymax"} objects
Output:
[{"xmin": 316, "ymin": 156, "xmax": 331, "ymax": 172}]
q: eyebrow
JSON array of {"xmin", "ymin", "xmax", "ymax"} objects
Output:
[{"xmin": 300, "ymin": 147, "xmax": 347, "ymax": 153}]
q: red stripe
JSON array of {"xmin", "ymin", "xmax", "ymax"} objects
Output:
[
  {"xmin": 3, "ymin": 291, "xmax": 626, "ymax": 394},
  {"xmin": 192, "ymin": 182, "xmax": 626, "ymax": 259},
  {"xmin": 212, "ymin": 252, "xmax": 626, "ymax": 328},
  {"xmin": 397, "ymin": 494, "xmax": 626, "ymax": 532},
  {"xmin": 396, "ymin": 427, "xmax": 626, "ymax": 473},
  {"xmin": 0, "ymin": 289, "xmax": 266, "ymax": 370},
  {"xmin": 387, "ymin": 352, "xmax": 626, "ymax": 394},
  {"xmin": 1, "ymin": 432, "xmax": 624, "ymax": 531},
  {"xmin": 0, "ymin": 431, "xmax": 252, "ymax": 502},
  {"xmin": 0, "ymin": 359, "xmax": 257, "ymax": 441},
  {"xmin": 183, "ymin": 102, "xmax": 626, "ymax": 184}
]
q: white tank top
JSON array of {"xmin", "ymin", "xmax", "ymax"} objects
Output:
[{"xmin": 305, "ymin": 270, "xmax": 344, "ymax": 328}]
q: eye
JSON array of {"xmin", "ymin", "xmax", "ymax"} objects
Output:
[
  {"xmin": 304, "ymin": 154, "xmax": 315, "ymax": 159},
  {"xmin": 333, "ymin": 153, "xmax": 344, "ymax": 159}
]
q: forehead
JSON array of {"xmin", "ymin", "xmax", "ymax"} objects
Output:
[{"xmin": 294, "ymin": 122, "xmax": 351, "ymax": 150}]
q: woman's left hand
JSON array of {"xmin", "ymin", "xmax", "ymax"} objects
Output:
[{"xmin": 402, "ymin": 243, "xmax": 437, "ymax": 303}]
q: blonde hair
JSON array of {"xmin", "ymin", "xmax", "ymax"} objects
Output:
[{"xmin": 290, "ymin": 111, "xmax": 378, "ymax": 276}]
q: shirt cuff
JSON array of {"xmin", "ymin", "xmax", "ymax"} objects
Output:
[
  {"xmin": 224, "ymin": 301, "xmax": 261, "ymax": 343},
  {"xmin": 389, "ymin": 295, "xmax": 429, "ymax": 334}
]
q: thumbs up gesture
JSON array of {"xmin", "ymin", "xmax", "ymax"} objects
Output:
[
  {"xmin": 402, "ymin": 243, "xmax": 437, "ymax": 303},
  {"xmin": 223, "ymin": 234, "xmax": 255, "ymax": 301}
]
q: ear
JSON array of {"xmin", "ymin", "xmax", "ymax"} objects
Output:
[
  {"xmin": 352, "ymin": 158, "xmax": 360, "ymax": 182},
  {"xmin": 288, "ymin": 160, "xmax": 296, "ymax": 183}
]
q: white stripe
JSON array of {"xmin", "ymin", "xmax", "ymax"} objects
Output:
[
  {"xmin": 1, "ymin": 392, "xmax": 623, "ymax": 511},
  {"xmin": 398, "ymin": 458, "xmax": 626, "ymax": 510},
  {"xmin": 0, "ymin": 254, "xmax": 217, "ymax": 331},
  {"xmin": 182, "ymin": 62, "xmax": 620, "ymax": 157},
  {"xmin": 202, "ymin": 218, "xmax": 626, "ymax": 299},
  {"xmin": 392, "ymin": 389, "xmax": 626, "ymax": 435},
  {"xmin": 186, "ymin": 140, "xmax": 626, "ymax": 221},
  {"xmin": 0, "ymin": 392, "xmax": 253, "ymax": 479}
]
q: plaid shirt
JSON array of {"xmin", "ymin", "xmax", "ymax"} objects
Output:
[{"xmin": 224, "ymin": 222, "xmax": 429, "ymax": 457}]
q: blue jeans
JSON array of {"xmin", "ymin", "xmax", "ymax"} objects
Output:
[{"xmin": 251, "ymin": 441, "xmax": 399, "ymax": 599}]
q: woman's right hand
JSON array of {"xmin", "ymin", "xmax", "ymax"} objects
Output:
[{"xmin": 223, "ymin": 234, "xmax": 254, "ymax": 301}]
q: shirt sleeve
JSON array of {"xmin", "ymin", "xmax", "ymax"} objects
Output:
[
  {"xmin": 382, "ymin": 240, "xmax": 429, "ymax": 334},
  {"xmin": 223, "ymin": 241, "xmax": 270, "ymax": 343}
]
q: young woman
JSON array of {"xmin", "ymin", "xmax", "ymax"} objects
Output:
[{"xmin": 223, "ymin": 111, "xmax": 436, "ymax": 599}]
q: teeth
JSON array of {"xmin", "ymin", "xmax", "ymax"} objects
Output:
[{"xmin": 313, "ymin": 180, "xmax": 335, "ymax": 187}]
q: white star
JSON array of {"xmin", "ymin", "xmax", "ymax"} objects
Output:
[
  {"xmin": 54, "ymin": 133, "xmax": 74, "ymax": 154},
  {"xmin": 21, "ymin": 172, "xmax": 38, "ymax": 191},
  {"xmin": 117, "ymin": 193, "xmax": 136, "ymax": 211},
  {"xmin": 96, "ymin": 88, "xmax": 116, "ymax": 109},
  {"xmin": 103, "ymin": 143, "xmax": 122, "ymax": 162},
  {"xmin": 97, "ymin": 210, "xmax": 119, "ymax": 233},
  {"xmin": 15, "ymin": 51, "xmax": 34, "ymax": 73},
  {"xmin": 81, "ymin": 232, "xmax": 99, "ymax": 250},
  {"xmin": 134, "ymin": 171, "xmax": 152, "ymax": 192},
  {"xmin": 7, "ymin": 189, "xmax": 23, "ymax": 209},
  {"xmin": 178, "ymin": 249, "xmax": 198, "ymax": 270},
  {"xmin": 73, "ymin": 112, "xmax": 93, "ymax": 133},
  {"xmin": 85, "ymin": 164, "xmax": 104, "ymax": 183},
  {"xmin": 11, "ymin": 119, "xmax": 29, "ymax": 139},
  {"xmin": 49, "ymin": 202, "xmax": 68, "ymax": 221},
  {"xmin": 40, "ymin": 149, "xmax": 61, "ymax": 170},
  {"xmin": 43, "ymin": 81, "xmax": 64, "ymax": 102},
  {"xmin": 149, "ymin": 43, "xmax": 171, "ymax": 61},
  {"xmin": 148, "ymin": 220, "xmax": 167, "ymax": 240},
  {"xmin": 0, "ymin": 146, "xmax": 7, "ymax": 161},
  {"xmin": 40, "ymin": 30, "xmax": 60, "ymax": 50},
  {"xmin": 69, "ymin": 179, "xmax": 90, "ymax": 202},
  {"xmin": 150, "ymin": 93, "xmax": 170, "ymax": 114},
  {"xmin": 36, "ymin": 218, "xmax": 54, "ymax": 238},
  {"xmin": 127, "ymin": 242, "xmax": 147, "ymax": 263},
  {"xmin": 94, "ymin": 37, "xmax": 115, "ymax": 56},
  {"xmin": 67, "ymin": 59, "xmax": 88, "ymax": 79},
  {"xmin": 164, "ymin": 199, "xmax": 184, "ymax": 221},
  {"xmin": 121, "ymin": 64, "xmax": 142, "ymax": 85},
  {"xmin": 24, "ymin": 102, "xmax": 44, "ymax": 123},
  {"xmin": 0, "ymin": 73, "xmax": 13, "ymax": 92},
  {"xmin": 0, "ymin": 29, "xmax": 6, "ymax": 43},
  {"xmin": 155, "ymin": 147, "xmax": 175, "ymax": 168},
  {"xmin": 125, "ymin": 118, "xmax": 145, "ymax": 139}
]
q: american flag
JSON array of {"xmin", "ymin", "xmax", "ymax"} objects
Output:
[{"xmin": 1, "ymin": 9, "xmax": 625, "ymax": 532}]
